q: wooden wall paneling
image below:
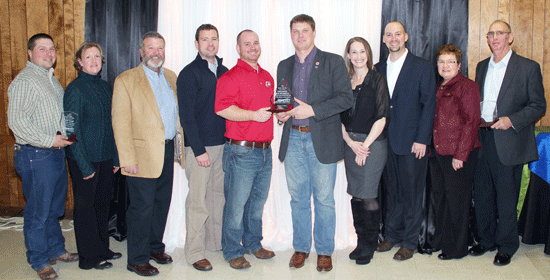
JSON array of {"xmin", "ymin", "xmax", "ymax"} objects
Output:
[
  {"xmin": 0, "ymin": 1, "xmax": 12, "ymax": 136},
  {"xmin": 533, "ymin": 0, "xmax": 546, "ymax": 125},
  {"xmin": 511, "ymin": 0, "xmax": 534, "ymax": 60},
  {"xmin": 480, "ymin": 0, "xmax": 500, "ymax": 60},
  {"xmin": 498, "ymin": 0, "xmax": 511, "ymax": 23},
  {"xmin": 9, "ymin": 0, "xmax": 28, "ymax": 76},
  {"xmin": 49, "ymin": 0, "xmax": 66, "ymax": 88},
  {"xmin": 63, "ymin": 0, "xmax": 77, "ymax": 85},
  {"xmin": 73, "ymin": 0, "xmax": 85, "ymax": 47},
  {"xmin": 543, "ymin": 0, "xmax": 550, "ymax": 126},
  {"xmin": 25, "ymin": 0, "xmax": 48, "ymax": 36},
  {"xmin": 468, "ymin": 0, "xmax": 481, "ymax": 80}
]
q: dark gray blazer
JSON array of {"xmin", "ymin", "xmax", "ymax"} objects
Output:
[
  {"xmin": 475, "ymin": 51, "xmax": 546, "ymax": 166},
  {"xmin": 277, "ymin": 49, "xmax": 353, "ymax": 164}
]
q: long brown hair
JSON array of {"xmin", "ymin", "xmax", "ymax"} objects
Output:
[{"xmin": 344, "ymin": 37, "xmax": 373, "ymax": 78}]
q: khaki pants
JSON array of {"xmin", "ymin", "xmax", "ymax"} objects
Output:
[{"xmin": 184, "ymin": 145, "xmax": 225, "ymax": 264}]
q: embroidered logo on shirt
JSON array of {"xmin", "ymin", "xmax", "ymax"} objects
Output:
[{"xmin": 265, "ymin": 81, "xmax": 272, "ymax": 87}]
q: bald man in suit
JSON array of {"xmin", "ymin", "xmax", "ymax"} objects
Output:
[{"xmin": 112, "ymin": 31, "xmax": 185, "ymax": 277}]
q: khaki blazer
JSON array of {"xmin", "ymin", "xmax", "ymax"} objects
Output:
[{"xmin": 112, "ymin": 63, "xmax": 185, "ymax": 178}]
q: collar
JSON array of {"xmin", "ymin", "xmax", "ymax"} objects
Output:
[
  {"xmin": 489, "ymin": 49, "xmax": 513, "ymax": 68},
  {"xmin": 439, "ymin": 71, "xmax": 464, "ymax": 88},
  {"xmin": 294, "ymin": 46, "xmax": 317, "ymax": 64},
  {"xmin": 142, "ymin": 63, "xmax": 165, "ymax": 77},
  {"xmin": 237, "ymin": 59, "xmax": 262, "ymax": 73},
  {"xmin": 27, "ymin": 61, "xmax": 54, "ymax": 77},
  {"xmin": 387, "ymin": 48, "xmax": 408, "ymax": 65}
]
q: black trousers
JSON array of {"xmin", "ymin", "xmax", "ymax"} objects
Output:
[
  {"xmin": 68, "ymin": 158, "xmax": 115, "ymax": 269},
  {"xmin": 126, "ymin": 141, "xmax": 174, "ymax": 265},
  {"xmin": 383, "ymin": 150, "xmax": 428, "ymax": 250},
  {"xmin": 474, "ymin": 129, "xmax": 522, "ymax": 256},
  {"xmin": 433, "ymin": 148, "xmax": 479, "ymax": 258}
]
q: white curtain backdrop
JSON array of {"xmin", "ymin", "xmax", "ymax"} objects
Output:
[{"xmin": 158, "ymin": 0, "xmax": 383, "ymax": 253}]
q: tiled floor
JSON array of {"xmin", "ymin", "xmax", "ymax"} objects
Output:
[{"xmin": 1, "ymin": 219, "xmax": 550, "ymax": 279}]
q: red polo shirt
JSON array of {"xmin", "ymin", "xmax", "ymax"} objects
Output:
[{"xmin": 215, "ymin": 59, "xmax": 274, "ymax": 142}]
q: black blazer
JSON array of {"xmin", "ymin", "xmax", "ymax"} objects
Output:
[
  {"xmin": 475, "ymin": 51, "xmax": 546, "ymax": 166},
  {"xmin": 277, "ymin": 49, "xmax": 353, "ymax": 164},
  {"xmin": 375, "ymin": 52, "xmax": 437, "ymax": 155}
]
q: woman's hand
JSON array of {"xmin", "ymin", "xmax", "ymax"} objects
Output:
[
  {"xmin": 83, "ymin": 172, "xmax": 95, "ymax": 180},
  {"xmin": 452, "ymin": 158, "xmax": 463, "ymax": 171},
  {"xmin": 347, "ymin": 141, "xmax": 369, "ymax": 158}
]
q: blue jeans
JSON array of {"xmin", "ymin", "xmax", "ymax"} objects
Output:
[
  {"xmin": 14, "ymin": 145, "xmax": 68, "ymax": 271},
  {"xmin": 284, "ymin": 130, "xmax": 337, "ymax": 255},
  {"xmin": 221, "ymin": 143, "xmax": 272, "ymax": 260}
]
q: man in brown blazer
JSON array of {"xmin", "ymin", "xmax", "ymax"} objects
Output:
[{"xmin": 112, "ymin": 31, "xmax": 185, "ymax": 277}]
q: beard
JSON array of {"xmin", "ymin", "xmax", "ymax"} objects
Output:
[{"xmin": 143, "ymin": 55, "xmax": 164, "ymax": 70}]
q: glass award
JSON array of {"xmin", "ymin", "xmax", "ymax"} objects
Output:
[
  {"xmin": 480, "ymin": 101, "xmax": 498, "ymax": 127},
  {"xmin": 269, "ymin": 79, "xmax": 294, "ymax": 113},
  {"xmin": 57, "ymin": 111, "xmax": 78, "ymax": 142}
]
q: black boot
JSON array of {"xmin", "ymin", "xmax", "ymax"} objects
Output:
[
  {"xmin": 356, "ymin": 209, "xmax": 380, "ymax": 265},
  {"xmin": 349, "ymin": 198, "xmax": 366, "ymax": 260}
]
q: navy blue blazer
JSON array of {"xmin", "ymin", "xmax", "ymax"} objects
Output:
[
  {"xmin": 277, "ymin": 49, "xmax": 353, "ymax": 164},
  {"xmin": 375, "ymin": 52, "xmax": 436, "ymax": 155},
  {"xmin": 475, "ymin": 51, "xmax": 546, "ymax": 166}
]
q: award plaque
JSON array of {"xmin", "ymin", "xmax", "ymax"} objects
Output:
[
  {"xmin": 269, "ymin": 79, "xmax": 294, "ymax": 113},
  {"xmin": 57, "ymin": 111, "xmax": 78, "ymax": 142},
  {"xmin": 480, "ymin": 101, "xmax": 498, "ymax": 127}
]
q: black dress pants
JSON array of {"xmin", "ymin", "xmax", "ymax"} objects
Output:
[
  {"xmin": 474, "ymin": 129, "xmax": 522, "ymax": 256},
  {"xmin": 126, "ymin": 141, "xmax": 174, "ymax": 265},
  {"xmin": 384, "ymin": 150, "xmax": 428, "ymax": 250},
  {"xmin": 433, "ymin": 148, "xmax": 479, "ymax": 258},
  {"xmin": 68, "ymin": 158, "xmax": 115, "ymax": 269}
]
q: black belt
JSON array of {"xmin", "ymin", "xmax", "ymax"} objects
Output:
[{"xmin": 228, "ymin": 139, "xmax": 271, "ymax": 149}]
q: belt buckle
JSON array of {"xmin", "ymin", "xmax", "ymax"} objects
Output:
[{"xmin": 14, "ymin": 144, "xmax": 21, "ymax": 151}]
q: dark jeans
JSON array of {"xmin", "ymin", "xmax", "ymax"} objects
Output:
[{"xmin": 14, "ymin": 145, "xmax": 68, "ymax": 271}]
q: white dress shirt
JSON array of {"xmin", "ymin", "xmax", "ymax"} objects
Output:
[{"xmin": 386, "ymin": 48, "xmax": 408, "ymax": 98}]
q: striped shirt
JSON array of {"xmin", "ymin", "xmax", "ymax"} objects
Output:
[{"xmin": 7, "ymin": 61, "xmax": 64, "ymax": 148}]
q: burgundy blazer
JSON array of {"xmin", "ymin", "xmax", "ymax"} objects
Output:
[{"xmin": 433, "ymin": 72, "xmax": 481, "ymax": 162}]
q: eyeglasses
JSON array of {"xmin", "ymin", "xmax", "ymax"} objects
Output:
[
  {"xmin": 486, "ymin": 31, "xmax": 510, "ymax": 38},
  {"xmin": 437, "ymin": 60, "xmax": 458, "ymax": 65}
]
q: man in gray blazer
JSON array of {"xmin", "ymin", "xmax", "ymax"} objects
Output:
[
  {"xmin": 470, "ymin": 20, "xmax": 546, "ymax": 266},
  {"xmin": 276, "ymin": 14, "xmax": 352, "ymax": 272}
]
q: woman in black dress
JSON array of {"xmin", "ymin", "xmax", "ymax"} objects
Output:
[
  {"xmin": 64, "ymin": 42, "xmax": 121, "ymax": 270},
  {"xmin": 341, "ymin": 37, "xmax": 389, "ymax": 265}
]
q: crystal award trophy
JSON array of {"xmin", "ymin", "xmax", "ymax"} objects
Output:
[
  {"xmin": 480, "ymin": 101, "xmax": 498, "ymax": 127},
  {"xmin": 269, "ymin": 79, "xmax": 294, "ymax": 113},
  {"xmin": 57, "ymin": 111, "xmax": 78, "ymax": 142}
]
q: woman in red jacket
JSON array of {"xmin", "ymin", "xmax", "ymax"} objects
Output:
[{"xmin": 432, "ymin": 44, "xmax": 481, "ymax": 260}]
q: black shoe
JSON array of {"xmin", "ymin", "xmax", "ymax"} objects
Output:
[
  {"xmin": 468, "ymin": 244, "xmax": 496, "ymax": 256},
  {"xmin": 493, "ymin": 252, "xmax": 512, "ymax": 266},
  {"xmin": 94, "ymin": 261, "xmax": 113, "ymax": 270},
  {"xmin": 438, "ymin": 253, "xmax": 452, "ymax": 260},
  {"xmin": 108, "ymin": 252, "xmax": 123, "ymax": 260}
]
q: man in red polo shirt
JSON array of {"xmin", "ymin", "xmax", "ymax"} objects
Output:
[{"xmin": 215, "ymin": 29, "xmax": 275, "ymax": 269}]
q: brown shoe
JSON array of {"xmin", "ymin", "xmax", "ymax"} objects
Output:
[
  {"xmin": 246, "ymin": 248, "xmax": 275, "ymax": 259},
  {"xmin": 192, "ymin": 259, "xmax": 212, "ymax": 271},
  {"xmin": 229, "ymin": 256, "xmax": 250, "ymax": 269},
  {"xmin": 317, "ymin": 255, "xmax": 333, "ymax": 272},
  {"xmin": 150, "ymin": 252, "xmax": 173, "ymax": 264},
  {"xmin": 289, "ymin": 251, "xmax": 309, "ymax": 268},
  {"xmin": 49, "ymin": 252, "xmax": 79, "ymax": 265},
  {"xmin": 37, "ymin": 265, "xmax": 58, "ymax": 280},
  {"xmin": 376, "ymin": 240, "xmax": 396, "ymax": 252},
  {"xmin": 393, "ymin": 247, "xmax": 415, "ymax": 260},
  {"xmin": 127, "ymin": 263, "xmax": 159, "ymax": 276}
]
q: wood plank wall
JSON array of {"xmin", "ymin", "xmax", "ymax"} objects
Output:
[
  {"xmin": 1, "ymin": 0, "xmax": 550, "ymax": 212},
  {"xmin": 0, "ymin": 0, "xmax": 85, "ymax": 213},
  {"xmin": 469, "ymin": 0, "xmax": 550, "ymax": 126}
]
